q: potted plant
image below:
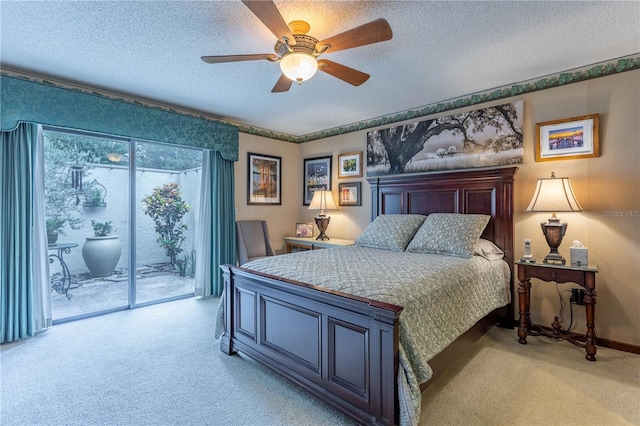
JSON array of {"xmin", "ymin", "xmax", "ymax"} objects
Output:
[
  {"xmin": 83, "ymin": 179, "xmax": 107, "ymax": 208},
  {"xmin": 46, "ymin": 217, "xmax": 67, "ymax": 245},
  {"xmin": 82, "ymin": 220, "xmax": 122, "ymax": 277}
]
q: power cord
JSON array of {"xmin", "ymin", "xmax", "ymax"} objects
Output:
[
  {"xmin": 557, "ymin": 285, "xmax": 599, "ymax": 344},
  {"xmin": 555, "ymin": 283, "xmax": 575, "ymax": 332}
]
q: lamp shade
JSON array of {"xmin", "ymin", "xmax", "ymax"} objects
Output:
[
  {"xmin": 280, "ymin": 52, "xmax": 318, "ymax": 83},
  {"xmin": 526, "ymin": 172, "xmax": 582, "ymax": 212},
  {"xmin": 308, "ymin": 190, "xmax": 337, "ymax": 215}
]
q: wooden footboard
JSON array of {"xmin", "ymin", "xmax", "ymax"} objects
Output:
[{"xmin": 220, "ymin": 265, "xmax": 403, "ymax": 425}]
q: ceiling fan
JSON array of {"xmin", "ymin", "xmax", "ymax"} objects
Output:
[{"xmin": 201, "ymin": 0, "xmax": 393, "ymax": 93}]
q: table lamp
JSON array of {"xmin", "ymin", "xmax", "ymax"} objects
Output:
[
  {"xmin": 308, "ymin": 190, "xmax": 337, "ymax": 240},
  {"xmin": 526, "ymin": 172, "xmax": 582, "ymax": 264}
]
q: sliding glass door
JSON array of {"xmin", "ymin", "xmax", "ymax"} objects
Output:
[
  {"xmin": 44, "ymin": 130, "xmax": 130, "ymax": 319},
  {"xmin": 43, "ymin": 129, "xmax": 201, "ymax": 322},
  {"xmin": 134, "ymin": 141, "xmax": 202, "ymax": 305}
]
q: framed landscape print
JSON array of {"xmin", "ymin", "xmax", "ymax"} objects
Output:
[
  {"xmin": 338, "ymin": 182, "xmax": 362, "ymax": 206},
  {"xmin": 303, "ymin": 156, "xmax": 332, "ymax": 205},
  {"xmin": 338, "ymin": 151, "xmax": 363, "ymax": 178},
  {"xmin": 247, "ymin": 152, "xmax": 281, "ymax": 205},
  {"xmin": 535, "ymin": 114, "xmax": 600, "ymax": 162}
]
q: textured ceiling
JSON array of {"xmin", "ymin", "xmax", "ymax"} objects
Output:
[{"xmin": 1, "ymin": 1, "xmax": 639, "ymax": 137}]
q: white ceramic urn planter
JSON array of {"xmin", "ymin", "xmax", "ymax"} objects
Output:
[{"xmin": 82, "ymin": 235, "xmax": 122, "ymax": 277}]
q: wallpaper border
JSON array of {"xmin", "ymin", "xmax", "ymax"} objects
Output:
[
  {"xmin": 3, "ymin": 54, "xmax": 638, "ymax": 145},
  {"xmin": 289, "ymin": 55, "xmax": 640, "ymax": 143}
]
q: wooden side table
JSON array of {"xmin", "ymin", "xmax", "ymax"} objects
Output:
[
  {"xmin": 284, "ymin": 237, "xmax": 355, "ymax": 253},
  {"xmin": 516, "ymin": 261, "xmax": 598, "ymax": 361}
]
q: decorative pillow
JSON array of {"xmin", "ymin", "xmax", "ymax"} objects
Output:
[
  {"xmin": 355, "ymin": 214, "xmax": 427, "ymax": 252},
  {"xmin": 475, "ymin": 238, "xmax": 504, "ymax": 261},
  {"xmin": 406, "ymin": 213, "xmax": 490, "ymax": 258}
]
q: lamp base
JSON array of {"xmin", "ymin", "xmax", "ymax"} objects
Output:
[
  {"xmin": 541, "ymin": 218, "xmax": 567, "ymax": 265},
  {"xmin": 543, "ymin": 251, "xmax": 566, "ymax": 265},
  {"xmin": 314, "ymin": 215, "xmax": 331, "ymax": 240}
]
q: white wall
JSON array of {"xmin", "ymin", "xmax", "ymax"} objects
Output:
[
  {"xmin": 235, "ymin": 70, "xmax": 640, "ymax": 346},
  {"xmin": 59, "ymin": 164, "xmax": 202, "ymax": 274}
]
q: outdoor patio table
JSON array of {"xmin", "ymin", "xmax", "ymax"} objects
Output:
[{"xmin": 47, "ymin": 243, "xmax": 79, "ymax": 300}]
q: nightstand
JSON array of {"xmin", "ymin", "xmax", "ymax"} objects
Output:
[
  {"xmin": 516, "ymin": 261, "xmax": 598, "ymax": 361},
  {"xmin": 284, "ymin": 237, "xmax": 355, "ymax": 253}
]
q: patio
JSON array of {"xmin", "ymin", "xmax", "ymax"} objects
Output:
[{"xmin": 51, "ymin": 263, "xmax": 194, "ymax": 320}]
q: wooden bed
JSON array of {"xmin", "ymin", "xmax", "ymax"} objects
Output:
[{"xmin": 219, "ymin": 167, "xmax": 516, "ymax": 425}]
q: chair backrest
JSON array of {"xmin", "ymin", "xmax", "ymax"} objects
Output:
[{"xmin": 236, "ymin": 220, "xmax": 275, "ymax": 265}]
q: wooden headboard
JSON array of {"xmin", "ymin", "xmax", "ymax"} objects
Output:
[
  {"xmin": 368, "ymin": 167, "xmax": 517, "ymax": 330},
  {"xmin": 367, "ymin": 167, "xmax": 517, "ymax": 269}
]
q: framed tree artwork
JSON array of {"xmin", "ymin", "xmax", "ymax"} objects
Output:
[
  {"xmin": 303, "ymin": 156, "xmax": 331, "ymax": 205},
  {"xmin": 247, "ymin": 152, "xmax": 281, "ymax": 205}
]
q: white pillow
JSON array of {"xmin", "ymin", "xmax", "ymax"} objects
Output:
[{"xmin": 475, "ymin": 238, "xmax": 504, "ymax": 261}]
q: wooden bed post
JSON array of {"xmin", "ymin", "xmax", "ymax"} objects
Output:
[{"xmin": 219, "ymin": 265, "xmax": 236, "ymax": 356}]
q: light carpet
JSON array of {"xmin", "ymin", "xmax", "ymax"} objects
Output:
[{"xmin": 1, "ymin": 297, "xmax": 638, "ymax": 425}]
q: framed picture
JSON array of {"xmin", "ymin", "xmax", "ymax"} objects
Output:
[
  {"xmin": 338, "ymin": 151, "xmax": 363, "ymax": 178},
  {"xmin": 247, "ymin": 152, "xmax": 281, "ymax": 205},
  {"xmin": 338, "ymin": 182, "xmax": 362, "ymax": 206},
  {"xmin": 535, "ymin": 114, "xmax": 600, "ymax": 162},
  {"xmin": 303, "ymin": 156, "xmax": 332, "ymax": 205},
  {"xmin": 295, "ymin": 222, "xmax": 314, "ymax": 238}
]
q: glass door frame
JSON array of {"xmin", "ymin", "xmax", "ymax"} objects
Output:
[{"xmin": 44, "ymin": 127, "xmax": 195, "ymax": 324}]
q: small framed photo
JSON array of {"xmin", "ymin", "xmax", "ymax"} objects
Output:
[
  {"xmin": 535, "ymin": 114, "xmax": 600, "ymax": 162},
  {"xmin": 247, "ymin": 152, "xmax": 281, "ymax": 205},
  {"xmin": 303, "ymin": 156, "xmax": 332, "ymax": 205},
  {"xmin": 338, "ymin": 151, "xmax": 363, "ymax": 178},
  {"xmin": 338, "ymin": 182, "xmax": 362, "ymax": 206},
  {"xmin": 295, "ymin": 223, "xmax": 314, "ymax": 238}
]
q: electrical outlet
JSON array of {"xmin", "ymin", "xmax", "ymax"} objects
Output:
[{"xmin": 571, "ymin": 288, "xmax": 585, "ymax": 305}]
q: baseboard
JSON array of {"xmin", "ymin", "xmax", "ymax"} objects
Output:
[
  {"xmin": 532, "ymin": 323, "xmax": 640, "ymax": 355},
  {"xmin": 596, "ymin": 336, "xmax": 640, "ymax": 355}
]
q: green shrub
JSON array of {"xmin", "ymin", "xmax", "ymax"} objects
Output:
[
  {"xmin": 91, "ymin": 220, "xmax": 114, "ymax": 237},
  {"xmin": 141, "ymin": 183, "xmax": 191, "ymax": 264}
]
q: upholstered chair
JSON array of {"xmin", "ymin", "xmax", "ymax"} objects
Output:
[{"xmin": 236, "ymin": 220, "xmax": 276, "ymax": 265}]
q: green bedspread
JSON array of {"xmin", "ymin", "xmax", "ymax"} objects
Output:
[{"xmin": 218, "ymin": 245, "xmax": 510, "ymax": 425}]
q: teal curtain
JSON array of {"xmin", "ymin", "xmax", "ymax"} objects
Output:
[
  {"xmin": 196, "ymin": 150, "xmax": 235, "ymax": 297},
  {"xmin": 1, "ymin": 74, "xmax": 239, "ymax": 314},
  {"xmin": 0, "ymin": 123, "xmax": 38, "ymax": 343},
  {"xmin": 1, "ymin": 75, "xmax": 239, "ymax": 161}
]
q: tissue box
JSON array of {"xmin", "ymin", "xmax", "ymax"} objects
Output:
[{"xmin": 570, "ymin": 247, "xmax": 588, "ymax": 267}]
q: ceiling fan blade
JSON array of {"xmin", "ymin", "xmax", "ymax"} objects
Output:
[
  {"xmin": 271, "ymin": 74, "xmax": 293, "ymax": 93},
  {"xmin": 316, "ymin": 18, "xmax": 392, "ymax": 53},
  {"xmin": 317, "ymin": 60, "xmax": 370, "ymax": 86},
  {"xmin": 241, "ymin": 0, "xmax": 296, "ymax": 46},
  {"xmin": 201, "ymin": 54, "xmax": 277, "ymax": 64}
]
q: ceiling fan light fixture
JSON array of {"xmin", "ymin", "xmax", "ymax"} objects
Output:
[{"xmin": 280, "ymin": 52, "xmax": 318, "ymax": 83}]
